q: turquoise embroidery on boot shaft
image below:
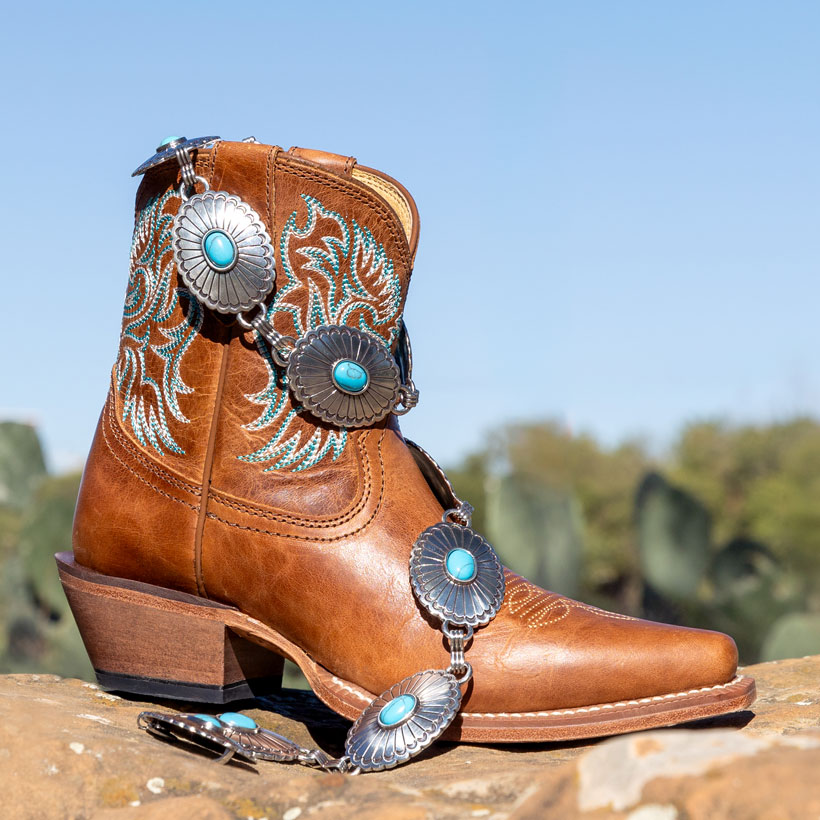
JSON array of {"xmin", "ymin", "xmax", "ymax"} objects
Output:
[
  {"xmin": 117, "ymin": 191, "xmax": 202, "ymax": 455},
  {"xmin": 241, "ymin": 195, "xmax": 402, "ymax": 472}
]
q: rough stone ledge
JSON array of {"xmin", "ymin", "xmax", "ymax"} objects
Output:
[{"xmin": 0, "ymin": 656, "xmax": 817, "ymax": 820}]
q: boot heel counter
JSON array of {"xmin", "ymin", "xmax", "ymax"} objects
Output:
[
  {"xmin": 72, "ymin": 403, "xmax": 109, "ymax": 569},
  {"xmin": 72, "ymin": 390, "xmax": 201, "ymax": 595}
]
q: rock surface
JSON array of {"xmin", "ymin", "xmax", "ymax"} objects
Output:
[{"xmin": 0, "ymin": 656, "xmax": 818, "ymax": 819}]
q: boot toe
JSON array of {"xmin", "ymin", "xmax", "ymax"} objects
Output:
[{"xmin": 468, "ymin": 575, "xmax": 740, "ymax": 713}]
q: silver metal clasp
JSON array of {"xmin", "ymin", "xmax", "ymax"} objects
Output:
[
  {"xmin": 297, "ymin": 748, "xmax": 357, "ymax": 774},
  {"xmin": 443, "ymin": 621, "xmax": 474, "ymax": 684},
  {"xmin": 393, "ymin": 318, "xmax": 420, "ymax": 414},
  {"xmin": 132, "ymin": 135, "xmax": 220, "ymax": 177},
  {"xmin": 443, "ymin": 502, "xmax": 474, "ymax": 529},
  {"xmin": 237, "ymin": 306, "xmax": 296, "ymax": 367}
]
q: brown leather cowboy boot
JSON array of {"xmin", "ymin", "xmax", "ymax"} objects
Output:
[{"xmin": 59, "ymin": 136, "xmax": 754, "ymax": 765}]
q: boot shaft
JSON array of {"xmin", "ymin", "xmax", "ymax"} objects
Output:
[
  {"xmin": 116, "ymin": 140, "xmax": 418, "ymax": 481},
  {"xmin": 74, "ymin": 139, "xmax": 424, "ymax": 592}
]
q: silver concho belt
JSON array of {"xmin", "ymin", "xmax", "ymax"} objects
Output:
[{"xmin": 134, "ymin": 136, "xmax": 502, "ymax": 771}]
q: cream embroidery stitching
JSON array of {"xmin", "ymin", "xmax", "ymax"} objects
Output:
[{"xmin": 503, "ymin": 573, "xmax": 637, "ymax": 628}]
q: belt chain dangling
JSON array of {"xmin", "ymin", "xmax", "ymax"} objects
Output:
[{"xmin": 132, "ymin": 137, "xmax": 505, "ymax": 772}]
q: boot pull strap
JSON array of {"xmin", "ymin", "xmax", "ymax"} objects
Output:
[{"xmin": 288, "ymin": 146, "xmax": 358, "ymax": 176}]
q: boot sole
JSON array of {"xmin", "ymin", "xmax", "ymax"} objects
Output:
[{"xmin": 56, "ymin": 552, "xmax": 756, "ymax": 743}]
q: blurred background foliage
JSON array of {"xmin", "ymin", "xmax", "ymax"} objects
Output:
[
  {"xmin": 1, "ymin": 416, "xmax": 819, "ymax": 682},
  {"xmin": 0, "ymin": 422, "xmax": 91, "ymax": 680},
  {"xmin": 448, "ymin": 417, "xmax": 820, "ymax": 665}
]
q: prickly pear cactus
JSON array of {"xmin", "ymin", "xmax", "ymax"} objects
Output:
[
  {"xmin": 0, "ymin": 421, "xmax": 47, "ymax": 510},
  {"xmin": 0, "ymin": 473, "xmax": 92, "ymax": 679},
  {"xmin": 636, "ymin": 472, "xmax": 711, "ymax": 601},
  {"xmin": 760, "ymin": 612, "xmax": 820, "ymax": 661},
  {"xmin": 486, "ymin": 474, "xmax": 582, "ymax": 597},
  {"xmin": 706, "ymin": 537, "xmax": 800, "ymax": 662}
]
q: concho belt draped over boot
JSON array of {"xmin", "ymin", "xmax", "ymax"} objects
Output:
[
  {"xmin": 61, "ymin": 136, "xmax": 755, "ymax": 775},
  {"xmin": 131, "ymin": 136, "xmax": 500, "ymax": 772}
]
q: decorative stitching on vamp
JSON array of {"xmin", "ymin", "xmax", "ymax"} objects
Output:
[
  {"xmin": 503, "ymin": 575, "xmax": 572, "ymax": 629},
  {"xmin": 571, "ymin": 602, "xmax": 637, "ymax": 621},
  {"xmin": 207, "ymin": 431, "xmax": 386, "ymax": 541},
  {"xmin": 503, "ymin": 574, "xmax": 638, "ymax": 628},
  {"xmin": 211, "ymin": 432, "xmax": 372, "ymax": 526}
]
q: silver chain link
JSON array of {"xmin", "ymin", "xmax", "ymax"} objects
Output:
[
  {"xmin": 442, "ymin": 502, "xmax": 474, "ymax": 529},
  {"xmin": 394, "ymin": 382, "xmax": 419, "ymax": 415},
  {"xmin": 442, "ymin": 621, "xmax": 474, "ymax": 683},
  {"xmin": 236, "ymin": 305, "xmax": 296, "ymax": 367},
  {"xmin": 174, "ymin": 145, "xmax": 210, "ymax": 202},
  {"xmin": 296, "ymin": 748, "xmax": 358, "ymax": 774}
]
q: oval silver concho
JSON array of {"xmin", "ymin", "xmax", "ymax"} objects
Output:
[
  {"xmin": 287, "ymin": 325, "xmax": 401, "ymax": 428},
  {"xmin": 131, "ymin": 135, "xmax": 220, "ymax": 177},
  {"xmin": 172, "ymin": 190, "xmax": 276, "ymax": 314},
  {"xmin": 137, "ymin": 711, "xmax": 306, "ymax": 764},
  {"xmin": 137, "ymin": 711, "xmax": 252, "ymax": 762},
  {"xmin": 410, "ymin": 523, "xmax": 505, "ymax": 628},
  {"xmin": 345, "ymin": 669, "xmax": 461, "ymax": 772},
  {"xmin": 219, "ymin": 724, "xmax": 304, "ymax": 763}
]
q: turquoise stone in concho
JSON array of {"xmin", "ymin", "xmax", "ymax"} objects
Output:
[
  {"xmin": 445, "ymin": 547, "xmax": 477, "ymax": 582},
  {"xmin": 193, "ymin": 713, "xmax": 222, "ymax": 726},
  {"xmin": 332, "ymin": 360, "xmax": 369, "ymax": 394},
  {"xmin": 218, "ymin": 712, "xmax": 257, "ymax": 729},
  {"xmin": 410, "ymin": 523, "xmax": 505, "ymax": 627},
  {"xmin": 378, "ymin": 694, "xmax": 418, "ymax": 727},
  {"xmin": 159, "ymin": 135, "xmax": 183, "ymax": 147},
  {"xmin": 203, "ymin": 230, "xmax": 237, "ymax": 269}
]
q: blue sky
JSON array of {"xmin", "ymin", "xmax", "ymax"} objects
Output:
[{"xmin": 1, "ymin": 2, "xmax": 819, "ymax": 470}]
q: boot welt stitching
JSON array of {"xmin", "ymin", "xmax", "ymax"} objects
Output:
[
  {"xmin": 330, "ymin": 676, "xmax": 371, "ymax": 703},
  {"xmin": 328, "ymin": 674, "xmax": 746, "ymax": 716},
  {"xmin": 466, "ymin": 676, "xmax": 747, "ymax": 717}
]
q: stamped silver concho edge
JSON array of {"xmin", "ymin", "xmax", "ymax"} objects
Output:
[
  {"xmin": 172, "ymin": 190, "xmax": 276, "ymax": 314},
  {"xmin": 137, "ymin": 711, "xmax": 252, "ymax": 761},
  {"xmin": 410, "ymin": 522, "xmax": 505, "ymax": 628},
  {"xmin": 345, "ymin": 669, "xmax": 462, "ymax": 772},
  {"xmin": 287, "ymin": 325, "xmax": 401, "ymax": 428}
]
